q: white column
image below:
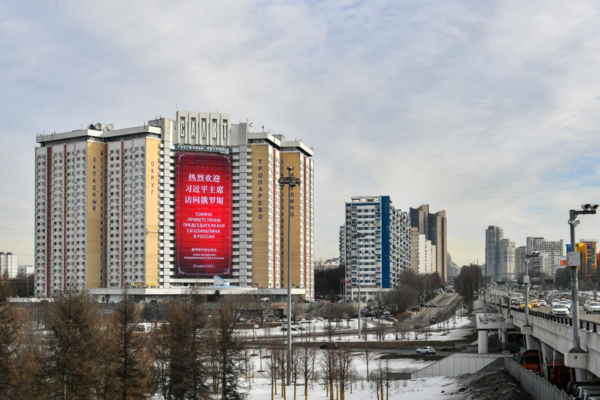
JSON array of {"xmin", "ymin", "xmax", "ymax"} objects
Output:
[
  {"xmin": 575, "ymin": 368, "xmax": 588, "ymax": 382},
  {"xmin": 525, "ymin": 335, "xmax": 538, "ymax": 350},
  {"xmin": 502, "ymin": 329, "xmax": 509, "ymax": 350},
  {"xmin": 478, "ymin": 330, "xmax": 488, "ymax": 354}
]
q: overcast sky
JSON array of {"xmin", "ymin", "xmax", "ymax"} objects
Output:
[{"xmin": 2, "ymin": 0, "xmax": 600, "ymax": 267}]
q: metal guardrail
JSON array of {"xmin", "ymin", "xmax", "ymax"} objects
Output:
[
  {"xmin": 487, "ymin": 301, "xmax": 600, "ymax": 334},
  {"xmin": 503, "ymin": 357, "xmax": 571, "ymax": 400}
]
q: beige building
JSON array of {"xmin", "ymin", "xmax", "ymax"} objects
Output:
[
  {"xmin": 410, "ymin": 205, "xmax": 447, "ymax": 280},
  {"xmin": 34, "ymin": 112, "xmax": 314, "ymax": 299}
]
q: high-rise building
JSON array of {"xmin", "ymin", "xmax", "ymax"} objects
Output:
[
  {"xmin": 410, "ymin": 205, "xmax": 448, "ymax": 280},
  {"xmin": 497, "ymin": 239, "xmax": 515, "ymax": 280},
  {"xmin": 515, "ymin": 246, "xmax": 527, "ymax": 276},
  {"xmin": 409, "ymin": 227, "xmax": 436, "ymax": 275},
  {"xmin": 485, "ymin": 226, "xmax": 504, "ymax": 280},
  {"xmin": 0, "ymin": 252, "xmax": 18, "ymax": 279},
  {"xmin": 526, "ymin": 237, "xmax": 564, "ymax": 277},
  {"xmin": 577, "ymin": 239, "xmax": 597, "ymax": 276},
  {"xmin": 343, "ymin": 196, "xmax": 410, "ymax": 300},
  {"xmin": 447, "ymin": 253, "xmax": 459, "ymax": 280},
  {"xmin": 34, "ymin": 111, "xmax": 314, "ymax": 299}
]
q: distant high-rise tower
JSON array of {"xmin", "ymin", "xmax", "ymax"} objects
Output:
[
  {"xmin": 410, "ymin": 205, "xmax": 448, "ymax": 280},
  {"xmin": 485, "ymin": 226, "xmax": 504, "ymax": 280}
]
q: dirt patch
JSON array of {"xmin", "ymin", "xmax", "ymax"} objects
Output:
[{"xmin": 447, "ymin": 359, "xmax": 534, "ymax": 400}]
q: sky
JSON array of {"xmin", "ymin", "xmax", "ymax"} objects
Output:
[{"xmin": 2, "ymin": 0, "xmax": 600, "ymax": 267}]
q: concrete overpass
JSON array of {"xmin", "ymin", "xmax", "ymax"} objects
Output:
[{"xmin": 479, "ymin": 298, "xmax": 600, "ymax": 381}]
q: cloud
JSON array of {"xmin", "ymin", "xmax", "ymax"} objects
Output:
[{"xmin": 1, "ymin": 0, "xmax": 600, "ymax": 266}]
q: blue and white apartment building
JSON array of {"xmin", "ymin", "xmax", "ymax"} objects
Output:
[{"xmin": 341, "ymin": 196, "xmax": 411, "ymax": 301}]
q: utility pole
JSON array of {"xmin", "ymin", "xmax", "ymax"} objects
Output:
[{"xmin": 279, "ymin": 166, "xmax": 301, "ymax": 386}]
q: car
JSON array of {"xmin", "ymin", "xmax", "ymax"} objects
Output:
[
  {"xmin": 319, "ymin": 342, "xmax": 339, "ymax": 350},
  {"xmin": 416, "ymin": 346, "xmax": 436, "ymax": 355},
  {"xmin": 530, "ymin": 300, "xmax": 540, "ymax": 308},
  {"xmin": 552, "ymin": 305, "xmax": 569, "ymax": 316},
  {"xmin": 518, "ymin": 302, "xmax": 533, "ymax": 310},
  {"xmin": 538, "ymin": 300, "xmax": 547, "ymax": 307},
  {"xmin": 552, "ymin": 299, "xmax": 561, "ymax": 308},
  {"xmin": 559, "ymin": 301, "xmax": 572, "ymax": 310},
  {"xmin": 584, "ymin": 301, "xmax": 600, "ymax": 314},
  {"xmin": 383, "ymin": 311, "xmax": 391, "ymax": 316}
]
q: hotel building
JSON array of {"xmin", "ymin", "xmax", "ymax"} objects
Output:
[{"xmin": 34, "ymin": 111, "xmax": 314, "ymax": 299}]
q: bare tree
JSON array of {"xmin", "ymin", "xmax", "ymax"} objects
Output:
[
  {"xmin": 336, "ymin": 347, "xmax": 355, "ymax": 400},
  {"xmin": 297, "ymin": 344, "xmax": 316, "ymax": 400}
]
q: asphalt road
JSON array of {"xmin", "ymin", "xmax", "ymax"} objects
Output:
[{"xmin": 489, "ymin": 290, "xmax": 600, "ymax": 324}]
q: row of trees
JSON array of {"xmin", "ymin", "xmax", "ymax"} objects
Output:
[
  {"xmin": 454, "ymin": 264, "xmax": 482, "ymax": 311},
  {"xmin": 0, "ymin": 278, "xmax": 248, "ymax": 400}
]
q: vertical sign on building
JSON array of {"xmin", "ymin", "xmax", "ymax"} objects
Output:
[{"xmin": 175, "ymin": 152, "xmax": 232, "ymax": 277}]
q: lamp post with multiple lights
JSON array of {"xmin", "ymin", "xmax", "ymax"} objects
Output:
[
  {"xmin": 568, "ymin": 203, "xmax": 598, "ymax": 353},
  {"xmin": 279, "ymin": 166, "xmax": 301, "ymax": 385}
]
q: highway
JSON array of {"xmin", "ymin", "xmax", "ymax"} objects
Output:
[{"xmin": 488, "ymin": 289, "xmax": 600, "ymax": 324}]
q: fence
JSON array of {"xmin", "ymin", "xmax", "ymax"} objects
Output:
[{"xmin": 503, "ymin": 357, "xmax": 570, "ymax": 400}]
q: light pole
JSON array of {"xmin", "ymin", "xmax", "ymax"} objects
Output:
[
  {"xmin": 524, "ymin": 252, "xmax": 540, "ymax": 327},
  {"xmin": 568, "ymin": 204, "xmax": 598, "ymax": 353},
  {"xmin": 279, "ymin": 166, "xmax": 301, "ymax": 386},
  {"xmin": 352, "ymin": 232, "xmax": 366, "ymax": 339}
]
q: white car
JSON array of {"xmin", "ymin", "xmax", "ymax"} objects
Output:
[
  {"xmin": 552, "ymin": 299, "xmax": 561, "ymax": 308},
  {"xmin": 538, "ymin": 300, "xmax": 547, "ymax": 307},
  {"xmin": 416, "ymin": 346, "xmax": 436, "ymax": 355},
  {"xmin": 552, "ymin": 305, "xmax": 569, "ymax": 316},
  {"xmin": 584, "ymin": 302, "xmax": 600, "ymax": 314},
  {"xmin": 559, "ymin": 301, "xmax": 572, "ymax": 310}
]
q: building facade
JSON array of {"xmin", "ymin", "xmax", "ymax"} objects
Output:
[
  {"xmin": 34, "ymin": 111, "xmax": 314, "ymax": 299},
  {"xmin": 0, "ymin": 252, "xmax": 18, "ymax": 279},
  {"xmin": 485, "ymin": 226, "xmax": 504, "ymax": 281},
  {"xmin": 515, "ymin": 246, "xmax": 527, "ymax": 276},
  {"xmin": 409, "ymin": 205, "xmax": 447, "ymax": 280},
  {"xmin": 409, "ymin": 227, "xmax": 436, "ymax": 275},
  {"xmin": 497, "ymin": 238, "xmax": 515, "ymax": 280},
  {"xmin": 577, "ymin": 239, "xmax": 597, "ymax": 276},
  {"xmin": 343, "ymin": 196, "xmax": 410, "ymax": 300},
  {"xmin": 526, "ymin": 237, "xmax": 564, "ymax": 277}
]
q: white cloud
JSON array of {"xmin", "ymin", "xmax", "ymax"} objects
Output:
[{"xmin": 1, "ymin": 0, "xmax": 600, "ymax": 266}]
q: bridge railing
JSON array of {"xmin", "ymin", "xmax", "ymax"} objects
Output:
[{"xmin": 487, "ymin": 301, "xmax": 600, "ymax": 334}]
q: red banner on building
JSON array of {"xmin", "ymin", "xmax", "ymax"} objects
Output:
[{"xmin": 175, "ymin": 152, "xmax": 232, "ymax": 277}]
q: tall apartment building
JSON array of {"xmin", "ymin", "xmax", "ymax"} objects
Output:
[
  {"xmin": 409, "ymin": 227, "xmax": 436, "ymax": 274},
  {"xmin": 515, "ymin": 246, "xmax": 527, "ymax": 276},
  {"xmin": 409, "ymin": 205, "xmax": 448, "ymax": 280},
  {"xmin": 34, "ymin": 111, "xmax": 314, "ymax": 299},
  {"xmin": 342, "ymin": 196, "xmax": 410, "ymax": 300},
  {"xmin": 0, "ymin": 252, "xmax": 18, "ymax": 279},
  {"xmin": 497, "ymin": 238, "xmax": 515, "ymax": 279},
  {"xmin": 485, "ymin": 226, "xmax": 504, "ymax": 280},
  {"xmin": 526, "ymin": 237, "xmax": 564, "ymax": 276}
]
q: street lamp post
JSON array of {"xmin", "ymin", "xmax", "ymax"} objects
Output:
[
  {"xmin": 279, "ymin": 166, "xmax": 301, "ymax": 386},
  {"xmin": 524, "ymin": 252, "xmax": 540, "ymax": 327},
  {"xmin": 352, "ymin": 232, "xmax": 366, "ymax": 339},
  {"xmin": 568, "ymin": 204, "xmax": 598, "ymax": 353}
]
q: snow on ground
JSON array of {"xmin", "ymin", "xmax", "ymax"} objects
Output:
[
  {"xmin": 239, "ymin": 313, "xmax": 473, "ymax": 343},
  {"xmin": 248, "ymin": 375, "xmax": 460, "ymax": 400}
]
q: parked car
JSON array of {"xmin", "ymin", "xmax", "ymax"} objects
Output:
[
  {"xmin": 584, "ymin": 301, "xmax": 600, "ymax": 314},
  {"xmin": 319, "ymin": 342, "xmax": 339, "ymax": 350},
  {"xmin": 416, "ymin": 346, "xmax": 436, "ymax": 355},
  {"xmin": 552, "ymin": 305, "xmax": 570, "ymax": 316}
]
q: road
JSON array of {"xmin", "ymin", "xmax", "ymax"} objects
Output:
[{"xmin": 488, "ymin": 290, "xmax": 600, "ymax": 324}]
